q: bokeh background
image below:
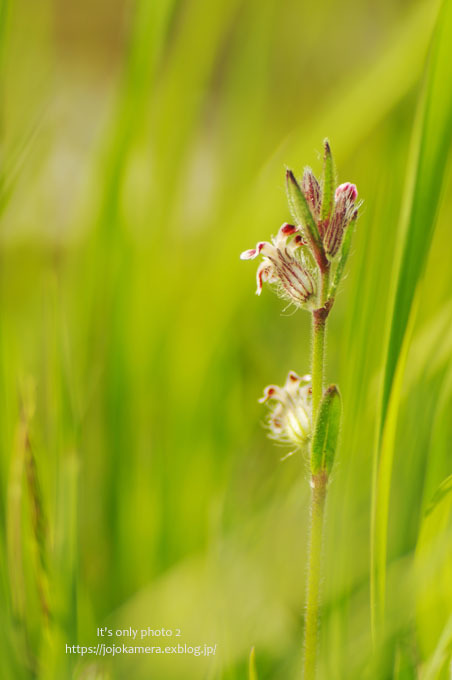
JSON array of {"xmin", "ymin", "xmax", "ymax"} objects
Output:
[{"xmin": 1, "ymin": 0, "xmax": 452, "ymax": 678}]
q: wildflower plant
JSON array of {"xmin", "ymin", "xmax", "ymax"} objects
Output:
[{"xmin": 241, "ymin": 140, "xmax": 360, "ymax": 679}]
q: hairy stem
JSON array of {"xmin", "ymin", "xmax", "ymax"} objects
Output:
[
  {"xmin": 311, "ymin": 266, "xmax": 329, "ymax": 416},
  {"xmin": 303, "ymin": 268, "xmax": 330, "ymax": 679},
  {"xmin": 311, "ymin": 314, "xmax": 326, "ymax": 418},
  {"xmin": 303, "ymin": 471, "xmax": 328, "ymax": 679}
]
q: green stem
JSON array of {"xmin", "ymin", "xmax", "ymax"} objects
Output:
[
  {"xmin": 303, "ymin": 471, "xmax": 328, "ymax": 680},
  {"xmin": 311, "ymin": 265, "xmax": 329, "ymax": 417},
  {"xmin": 311, "ymin": 315, "xmax": 326, "ymax": 418},
  {"xmin": 303, "ymin": 268, "xmax": 330, "ymax": 679}
]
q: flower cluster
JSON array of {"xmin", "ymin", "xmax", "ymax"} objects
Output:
[
  {"xmin": 259, "ymin": 371, "xmax": 312, "ymax": 451},
  {"xmin": 240, "ymin": 140, "xmax": 360, "ymax": 311},
  {"xmin": 241, "ymin": 140, "xmax": 358, "ymax": 454},
  {"xmin": 240, "ymin": 222, "xmax": 316, "ymax": 309}
]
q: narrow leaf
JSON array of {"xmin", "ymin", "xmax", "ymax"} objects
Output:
[
  {"xmin": 371, "ymin": 0, "xmax": 452, "ymax": 640},
  {"xmin": 424, "ymin": 474, "xmax": 452, "ymax": 517},
  {"xmin": 371, "ymin": 296, "xmax": 418, "ymax": 641},
  {"xmin": 320, "ymin": 138, "xmax": 336, "ymax": 223},
  {"xmin": 420, "ymin": 614, "xmax": 452, "ymax": 680},
  {"xmin": 286, "ymin": 169, "xmax": 323, "ymax": 257},
  {"xmin": 380, "ymin": 0, "xmax": 452, "ymax": 438},
  {"xmin": 394, "ymin": 643, "xmax": 417, "ymax": 680},
  {"xmin": 249, "ymin": 646, "xmax": 258, "ymax": 680},
  {"xmin": 7, "ymin": 414, "xmax": 27, "ymax": 619},
  {"xmin": 311, "ymin": 385, "xmax": 342, "ymax": 474}
]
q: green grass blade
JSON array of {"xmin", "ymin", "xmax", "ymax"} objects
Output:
[
  {"xmin": 415, "ymin": 462, "xmax": 452, "ymax": 675},
  {"xmin": 394, "ymin": 644, "xmax": 417, "ymax": 680},
  {"xmin": 7, "ymin": 415, "xmax": 27, "ymax": 621},
  {"xmin": 371, "ymin": 0, "xmax": 452, "ymax": 640},
  {"xmin": 248, "ymin": 647, "xmax": 258, "ymax": 680},
  {"xmin": 424, "ymin": 475, "xmax": 452, "ymax": 517},
  {"xmin": 371, "ymin": 296, "xmax": 419, "ymax": 641},
  {"xmin": 420, "ymin": 614, "xmax": 452, "ymax": 680},
  {"xmin": 380, "ymin": 0, "xmax": 452, "ymax": 432}
]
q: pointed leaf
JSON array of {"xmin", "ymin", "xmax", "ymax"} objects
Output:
[
  {"xmin": 311, "ymin": 385, "xmax": 342, "ymax": 474},
  {"xmin": 249, "ymin": 647, "xmax": 258, "ymax": 680},
  {"xmin": 286, "ymin": 169, "xmax": 323, "ymax": 262},
  {"xmin": 320, "ymin": 139, "xmax": 336, "ymax": 223}
]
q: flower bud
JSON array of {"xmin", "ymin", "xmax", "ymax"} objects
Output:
[
  {"xmin": 324, "ymin": 182, "xmax": 359, "ymax": 258},
  {"xmin": 335, "ymin": 182, "xmax": 358, "ymax": 202},
  {"xmin": 302, "ymin": 168, "xmax": 321, "ymax": 221}
]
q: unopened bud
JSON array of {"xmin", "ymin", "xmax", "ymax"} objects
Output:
[
  {"xmin": 324, "ymin": 181, "xmax": 359, "ymax": 258},
  {"xmin": 335, "ymin": 182, "xmax": 358, "ymax": 202},
  {"xmin": 302, "ymin": 168, "xmax": 321, "ymax": 220}
]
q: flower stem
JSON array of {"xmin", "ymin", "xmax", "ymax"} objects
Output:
[
  {"xmin": 311, "ymin": 265, "xmax": 329, "ymax": 416},
  {"xmin": 303, "ymin": 269, "xmax": 330, "ymax": 679},
  {"xmin": 311, "ymin": 314, "xmax": 326, "ymax": 418},
  {"xmin": 303, "ymin": 471, "xmax": 328, "ymax": 679}
]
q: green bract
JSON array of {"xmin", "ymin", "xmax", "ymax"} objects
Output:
[{"xmin": 311, "ymin": 384, "xmax": 342, "ymax": 475}]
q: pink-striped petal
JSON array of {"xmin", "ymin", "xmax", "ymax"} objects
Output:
[
  {"xmin": 256, "ymin": 261, "xmax": 276, "ymax": 295},
  {"xmin": 335, "ymin": 182, "xmax": 358, "ymax": 202}
]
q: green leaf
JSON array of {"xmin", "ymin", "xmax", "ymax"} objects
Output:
[
  {"xmin": 416, "ymin": 469, "xmax": 452, "ymax": 673},
  {"xmin": 311, "ymin": 385, "xmax": 342, "ymax": 475},
  {"xmin": 425, "ymin": 474, "xmax": 452, "ymax": 517},
  {"xmin": 380, "ymin": 0, "xmax": 452, "ymax": 437},
  {"xmin": 371, "ymin": 0, "xmax": 452, "ymax": 640},
  {"xmin": 286, "ymin": 169, "xmax": 322, "ymax": 255},
  {"xmin": 394, "ymin": 643, "xmax": 417, "ymax": 680},
  {"xmin": 420, "ymin": 614, "xmax": 452, "ymax": 680},
  {"xmin": 320, "ymin": 138, "xmax": 336, "ymax": 223},
  {"xmin": 249, "ymin": 646, "xmax": 258, "ymax": 680}
]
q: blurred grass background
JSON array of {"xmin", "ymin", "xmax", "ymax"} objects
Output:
[{"xmin": 1, "ymin": 0, "xmax": 452, "ymax": 678}]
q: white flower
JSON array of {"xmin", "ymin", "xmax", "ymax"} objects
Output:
[
  {"xmin": 259, "ymin": 370, "xmax": 312, "ymax": 450},
  {"xmin": 240, "ymin": 223, "xmax": 316, "ymax": 308}
]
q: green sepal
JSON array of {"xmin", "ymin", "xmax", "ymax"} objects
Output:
[
  {"xmin": 286, "ymin": 169, "xmax": 322, "ymax": 253},
  {"xmin": 329, "ymin": 216, "xmax": 356, "ymax": 298},
  {"xmin": 249, "ymin": 647, "xmax": 258, "ymax": 680},
  {"xmin": 311, "ymin": 384, "xmax": 342, "ymax": 474},
  {"xmin": 320, "ymin": 139, "xmax": 336, "ymax": 224}
]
